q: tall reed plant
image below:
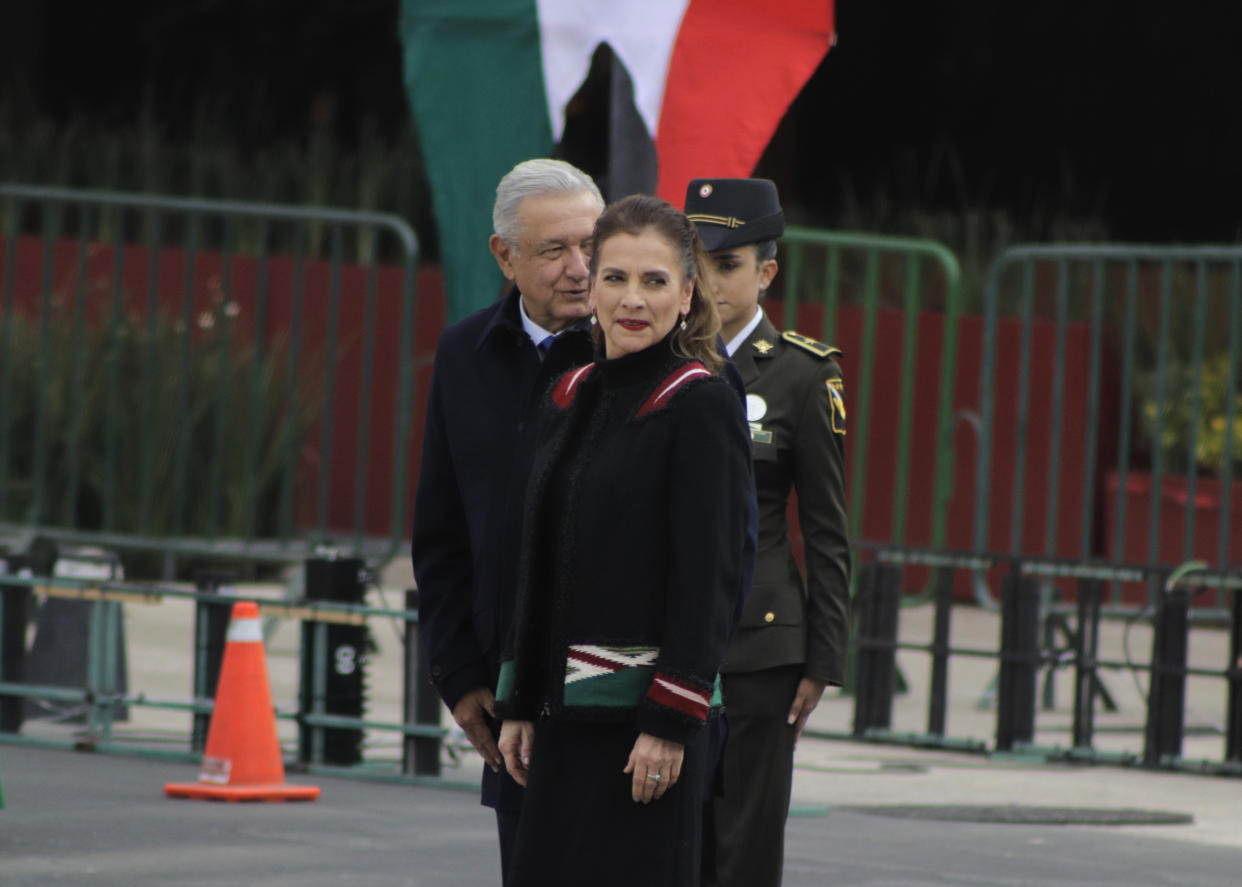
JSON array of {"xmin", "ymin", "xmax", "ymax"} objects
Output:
[{"xmin": 0, "ymin": 295, "xmax": 321, "ymax": 557}]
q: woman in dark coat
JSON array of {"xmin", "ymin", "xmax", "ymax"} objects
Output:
[{"xmin": 495, "ymin": 194, "xmax": 752, "ymax": 886}]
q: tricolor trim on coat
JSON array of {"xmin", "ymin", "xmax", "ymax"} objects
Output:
[
  {"xmin": 496, "ymin": 660, "xmax": 516, "ymax": 706},
  {"xmin": 563, "ymin": 645, "xmax": 658, "ymax": 708},
  {"xmin": 501, "ymin": 647, "xmax": 725, "ymax": 717},
  {"xmin": 552, "ymin": 364, "xmax": 595, "ymax": 409},
  {"xmin": 636, "ymin": 362, "xmax": 711, "ymax": 417},
  {"xmin": 565, "ymin": 644, "xmax": 660, "ymax": 681},
  {"xmin": 645, "ymin": 671, "xmax": 713, "ymax": 722}
]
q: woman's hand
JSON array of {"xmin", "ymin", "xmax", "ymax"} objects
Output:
[
  {"xmin": 498, "ymin": 720, "xmax": 535, "ymax": 787},
  {"xmin": 623, "ymin": 732, "xmax": 684, "ymax": 803},
  {"xmin": 787, "ymin": 676, "xmax": 829, "ymax": 742}
]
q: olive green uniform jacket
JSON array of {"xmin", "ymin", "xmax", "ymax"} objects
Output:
[{"xmin": 722, "ymin": 313, "xmax": 851, "ymax": 684}]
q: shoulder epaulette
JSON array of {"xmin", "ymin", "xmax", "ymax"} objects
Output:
[
  {"xmin": 552, "ymin": 364, "xmax": 595, "ymax": 409},
  {"xmin": 781, "ymin": 330, "xmax": 843, "ymax": 359},
  {"xmin": 636, "ymin": 362, "xmax": 712, "ymax": 417}
]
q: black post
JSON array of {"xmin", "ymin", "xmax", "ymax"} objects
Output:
[
  {"xmin": 852, "ymin": 562, "xmax": 901, "ymax": 736},
  {"xmin": 926, "ymin": 567, "xmax": 954, "ymax": 737},
  {"xmin": 1145, "ymin": 583, "xmax": 1189, "ymax": 766},
  {"xmin": 1227, "ymin": 583, "xmax": 1242, "ymax": 762},
  {"xmin": 402, "ymin": 589, "xmax": 442, "ymax": 777},
  {"xmin": 1040, "ymin": 594, "xmax": 1059, "ymax": 711},
  {"xmin": 0, "ymin": 550, "xmax": 31, "ymax": 733},
  {"xmin": 191, "ymin": 570, "xmax": 236, "ymax": 752},
  {"xmin": 851, "ymin": 562, "xmax": 878, "ymax": 736},
  {"xmin": 24, "ymin": 543, "xmax": 131, "ymax": 722},
  {"xmin": 1, "ymin": 538, "xmax": 60, "ymax": 731},
  {"xmin": 298, "ymin": 555, "xmax": 368, "ymax": 766},
  {"xmin": 996, "ymin": 565, "xmax": 1040, "ymax": 752},
  {"xmin": 1071, "ymin": 578, "xmax": 1102, "ymax": 749}
]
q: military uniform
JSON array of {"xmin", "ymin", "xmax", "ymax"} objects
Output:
[
  {"xmin": 702, "ymin": 313, "xmax": 851, "ymax": 887},
  {"xmin": 723, "ymin": 314, "xmax": 850, "ymax": 680},
  {"xmin": 686, "ymin": 178, "xmax": 851, "ymax": 887}
]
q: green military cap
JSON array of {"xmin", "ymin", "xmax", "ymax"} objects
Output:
[{"xmin": 684, "ymin": 178, "xmax": 785, "ymax": 252}]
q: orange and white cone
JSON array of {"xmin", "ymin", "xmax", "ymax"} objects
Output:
[{"xmin": 165, "ymin": 601, "xmax": 319, "ymax": 802}]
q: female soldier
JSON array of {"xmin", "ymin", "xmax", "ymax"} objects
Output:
[
  {"xmin": 496, "ymin": 194, "xmax": 753, "ymax": 886},
  {"xmin": 684, "ymin": 178, "xmax": 851, "ymax": 887}
]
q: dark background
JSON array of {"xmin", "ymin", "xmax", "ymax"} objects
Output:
[{"xmin": 3, "ymin": 0, "xmax": 1240, "ymax": 248}]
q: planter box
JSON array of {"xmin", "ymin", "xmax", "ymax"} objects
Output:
[{"xmin": 1105, "ymin": 469, "xmax": 1242, "ymax": 603}]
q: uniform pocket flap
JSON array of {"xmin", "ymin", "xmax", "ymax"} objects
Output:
[{"xmin": 739, "ymin": 583, "xmax": 804, "ymax": 629}]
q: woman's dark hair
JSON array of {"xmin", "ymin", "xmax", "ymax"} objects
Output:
[
  {"xmin": 753, "ymin": 238, "xmax": 778, "ymax": 263},
  {"xmin": 588, "ymin": 194, "xmax": 723, "ymax": 372}
]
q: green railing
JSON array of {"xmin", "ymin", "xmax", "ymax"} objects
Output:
[
  {"xmin": 0, "ymin": 185, "xmax": 420, "ymax": 569},
  {"xmin": 976, "ymin": 245, "xmax": 1242, "ymax": 607},
  {"xmin": 781, "ymin": 228, "xmax": 962, "ymax": 553},
  {"xmin": 0, "ymin": 572, "xmax": 464, "ymax": 788}
]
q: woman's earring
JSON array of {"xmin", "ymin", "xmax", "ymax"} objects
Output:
[
  {"xmin": 589, "ymin": 312, "xmax": 597, "ymax": 326},
  {"xmin": 679, "ymin": 314, "xmax": 688, "ymax": 331}
]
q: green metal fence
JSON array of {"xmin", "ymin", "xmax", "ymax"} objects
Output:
[
  {"xmin": 0, "ymin": 185, "xmax": 420, "ymax": 569},
  {"xmin": 975, "ymin": 245, "xmax": 1242, "ymax": 607},
  {"xmin": 0, "ymin": 570, "xmax": 464, "ymax": 788},
  {"xmin": 780, "ymin": 227, "xmax": 963, "ymax": 555}
]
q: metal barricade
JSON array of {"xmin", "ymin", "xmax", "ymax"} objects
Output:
[
  {"xmin": 975, "ymin": 245, "xmax": 1242, "ymax": 610},
  {"xmin": 817, "ymin": 545, "xmax": 1242, "ymax": 776},
  {"xmin": 0, "ymin": 184, "xmax": 420, "ymax": 568},
  {"xmin": 0, "ymin": 565, "xmax": 455, "ymax": 786},
  {"xmin": 779, "ymin": 227, "xmax": 963, "ymax": 555},
  {"xmin": 796, "ymin": 240, "xmax": 1242, "ymax": 776}
]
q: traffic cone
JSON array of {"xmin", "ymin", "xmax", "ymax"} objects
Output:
[{"xmin": 165, "ymin": 601, "xmax": 319, "ymax": 802}]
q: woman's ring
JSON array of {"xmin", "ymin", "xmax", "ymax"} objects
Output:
[{"xmin": 647, "ymin": 773, "xmax": 662, "ymax": 781}]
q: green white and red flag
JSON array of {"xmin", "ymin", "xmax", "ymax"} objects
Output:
[{"xmin": 401, "ymin": 0, "xmax": 834, "ymax": 319}]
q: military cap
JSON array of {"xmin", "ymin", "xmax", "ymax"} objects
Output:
[{"xmin": 684, "ymin": 178, "xmax": 785, "ymax": 252}]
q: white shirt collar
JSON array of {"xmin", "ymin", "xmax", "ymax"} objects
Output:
[
  {"xmin": 517, "ymin": 294, "xmax": 558, "ymax": 347},
  {"xmin": 724, "ymin": 306, "xmax": 765, "ymax": 357}
]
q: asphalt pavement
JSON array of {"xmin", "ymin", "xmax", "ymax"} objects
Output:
[
  {"xmin": 3, "ymin": 741, "xmax": 1241, "ymax": 887},
  {"xmin": 2, "ymin": 561, "xmax": 1241, "ymax": 885}
]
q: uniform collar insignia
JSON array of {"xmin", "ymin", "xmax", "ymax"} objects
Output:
[{"xmin": 752, "ymin": 339, "xmax": 774, "ymax": 355}]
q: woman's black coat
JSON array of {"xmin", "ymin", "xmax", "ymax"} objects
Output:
[{"xmin": 496, "ymin": 339, "xmax": 753, "ymax": 744}]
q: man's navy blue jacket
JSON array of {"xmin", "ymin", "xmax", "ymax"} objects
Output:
[
  {"xmin": 412, "ymin": 288, "xmax": 595, "ymax": 715},
  {"xmin": 411, "ymin": 286, "xmax": 756, "ymax": 807}
]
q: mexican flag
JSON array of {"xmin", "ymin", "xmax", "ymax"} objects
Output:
[{"xmin": 401, "ymin": 0, "xmax": 834, "ymax": 320}]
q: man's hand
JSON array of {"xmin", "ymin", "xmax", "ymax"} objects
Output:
[
  {"xmin": 498, "ymin": 720, "xmax": 535, "ymax": 786},
  {"xmin": 787, "ymin": 676, "xmax": 829, "ymax": 741},
  {"xmin": 452, "ymin": 686, "xmax": 503, "ymax": 772}
]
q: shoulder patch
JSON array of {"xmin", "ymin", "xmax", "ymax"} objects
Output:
[
  {"xmin": 781, "ymin": 330, "xmax": 843, "ymax": 360},
  {"xmin": 826, "ymin": 377, "xmax": 847, "ymax": 435},
  {"xmin": 552, "ymin": 364, "xmax": 594, "ymax": 410},
  {"xmin": 636, "ymin": 362, "xmax": 712, "ymax": 417}
]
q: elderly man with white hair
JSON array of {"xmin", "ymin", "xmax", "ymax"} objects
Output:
[{"xmin": 413, "ymin": 158, "xmax": 604, "ymax": 880}]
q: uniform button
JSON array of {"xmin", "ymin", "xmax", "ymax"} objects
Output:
[{"xmin": 764, "ymin": 611, "xmax": 775, "ymax": 623}]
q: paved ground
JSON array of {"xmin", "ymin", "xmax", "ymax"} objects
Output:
[
  {"xmin": 3, "ymin": 742, "xmax": 1241, "ymax": 886},
  {"xmin": 3, "ymin": 560, "xmax": 1241, "ymax": 885}
]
